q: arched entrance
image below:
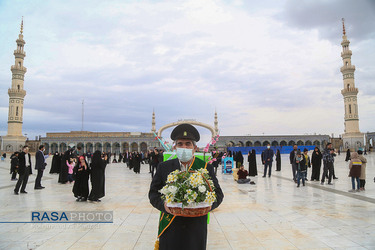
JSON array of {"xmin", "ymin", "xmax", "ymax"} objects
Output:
[
  {"xmin": 51, "ymin": 143, "xmax": 58, "ymax": 153},
  {"xmin": 60, "ymin": 143, "xmax": 67, "ymax": 153},
  {"xmin": 94, "ymin": 143, "xmax": 102, "ymax": 152},
  {"xmin": 131, "ymin": 142, "xmax": 138, "ymax": 152},
  {"xmin": 113, "ymin": 142, "xmax": 120, "ymax": 154},
  {"xmin": 140, "ymin": 142, "xmax": 148, "ymax": 153}
]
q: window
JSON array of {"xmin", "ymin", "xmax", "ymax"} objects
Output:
[
  {"xmin": 349, "ymin": 104, "xmax": 351, "ymax": 114},
  {"xmin": 16, "ymin": 107, "xmax": 19, "ymax": 116}
]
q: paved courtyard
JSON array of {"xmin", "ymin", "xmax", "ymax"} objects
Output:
[{"xmin": 0, "ymin": 152, "xmax": 374, "ymax": 249}]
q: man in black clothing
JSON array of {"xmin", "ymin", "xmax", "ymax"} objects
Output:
[
  {"xmin": 321, "ymin": 143, "xmax": 336, "ymax": 185},
  {"xmin": 14, "ymin": 146, "xmax": 32, "ymax": 194},
  {"xmin": 150, "ymin": 148, "xmax": 159, "ymax": 178},
  {"xmin": 289, "ymin": 145, "xmax": 298, "ymax": 182},
  {"xmin": 149, "ymin": 124, "xmax": 223, "ymax": 250},
  {"xmin": 35, "ymin": 145, "xmax": 47, "ymax": 189},
  {"xmin": 262, "ymin": 144, "xmax": 274, "ymax": 177}
]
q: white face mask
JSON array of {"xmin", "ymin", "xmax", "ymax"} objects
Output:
[
  {"xmin": 267, "ymin": 146, "xmax": 270, "ymax": 149},
  {"xmin": 176, "ymin": 148, "xmax": 193, "ymax": 162}
]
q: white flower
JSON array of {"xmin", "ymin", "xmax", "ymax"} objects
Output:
[
  {"xmin": 167, "ymin": 174, "xmax": 177, "ymax": 183},
  {"xmin": 198, "ymin": 185, "xmax": 206, "ymax": 193},
  {"xmin": 168, "ymin": 185, "xmax": 178, "ymax": 195},
  {"xmin": 159, "ymin": 186, "xmax": 169, "ymax": 195}
]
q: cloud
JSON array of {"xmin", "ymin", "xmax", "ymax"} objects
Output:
[{"xmin": 0, "ymin": 0, "xmax": 374, "ymax": 144}]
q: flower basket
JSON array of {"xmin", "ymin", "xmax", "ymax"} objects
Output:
[
  {"xmin": 167, "ymin": 202, "xmax": 211, "ymax": 217},
  {"xmin": 160, "ymin": 169, "xmax": 216, "ymax": 217}
]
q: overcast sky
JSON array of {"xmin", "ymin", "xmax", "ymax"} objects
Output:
[{"xmin": 0, "ymin": 0, "xmax": 374, "ymax": 146}]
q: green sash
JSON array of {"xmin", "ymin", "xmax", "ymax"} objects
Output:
[{"xmin": 157, "ymin": 157, "xmax": 207, "ymax": 238}]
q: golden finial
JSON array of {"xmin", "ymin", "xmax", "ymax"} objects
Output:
[{"xmin": 342, "ymin": 18, "xmax": 346, "ymax": 36}]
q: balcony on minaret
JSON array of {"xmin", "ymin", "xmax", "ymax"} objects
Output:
[
  {"xmin": 14, "ymin": 49, "xmax": 26, "ymax": 58},
  {"xmin": 341, "ymin": 49, "xmax": 352, "ymax": 58},
  {"xmin": 11, "ymin": 64, "xmax": 27, "ymax": 73},
  {"xmin": 340, "ymin": 64, "xmax": 355, "ymax": 73},
  {"xmin": 341, "ymin": 87, "xmax": 358, "ymax": 96}
]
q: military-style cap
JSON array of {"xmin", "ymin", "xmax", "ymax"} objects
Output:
[{"xmin": 171, "ymin": 123, "xmax": 200, "ymax": 142}]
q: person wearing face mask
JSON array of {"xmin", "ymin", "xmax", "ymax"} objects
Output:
[
  {"xmin": 262, "ymin": 144, "xmax": 274, "ymax": 177},
  {"xmin": 148, "ymin": 123, "xmax": 224, "ymax": 250},
  {"xmin": 35, "ymin": 145, "xmax": 49, "ymax": 190}
]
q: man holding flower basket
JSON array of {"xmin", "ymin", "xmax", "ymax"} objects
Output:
[{"xmin": 149, "ymin": 124, "xmax": 224, "ymax": 250}]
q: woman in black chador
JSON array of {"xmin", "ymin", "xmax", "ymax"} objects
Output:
[
  {"xmin": 50, "ymin": 152, "xmax": 61, "ymax": 174},
  {"xmin": 345, "ymin": 149, "xmax": 351, "ymax": 162},
  {"xmin": 88, "ymin": 151, "xmax": 107, "ymax": 202},
  {"xmin": 133, "ymin": 152, "xmax": 141, "ymax": 174},
  {"xmin": 59, "ymin": 149, "xmax": 74, "ymax": 183},
  {"xmin": 73, "ymin": 156, "xmax": 90, "ymax": 201},
  {"xmin": 236, "ymin": 151, "xmax": 244, "ymax": 168},
  {"xmin": 275, "ymin": 149, "xmax": 281, "ymax": 171},
  {"xmin": 248, "ymin": 149, "xmax": 257, "ymax": 176},
  {"xmin": 311, "ymin": 147, "xmax": 322, "ymax": 181}
]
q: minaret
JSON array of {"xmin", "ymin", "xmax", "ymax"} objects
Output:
[
  {"xmin": 151, "ymin": 109, "xmax": 156, "ymax": 133},
  {"xmin": 214, "ymin": 110, "xmax": 219, "ymax": 136},
  {"xmin": 340, "ymin": 18, "xmax": 364, "ymax": 151},
  {"xmin": 1, "ymin": 18, "xmax": 27, "ymax": 152}
]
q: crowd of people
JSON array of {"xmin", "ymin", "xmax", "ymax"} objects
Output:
[{"xmin": 6, "ymin": 142, "xmax": 371, "ymax": 199}]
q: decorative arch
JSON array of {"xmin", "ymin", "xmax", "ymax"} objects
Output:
[
  {"xmin": 313, "ymin": 140, "xmax": 320, "ymax": 146},
  {"xmin": 86, "ymin": 143, "xmax": 93, "ymax": 153},
  {"xmin": 60, "ymin": 143, "xmax": 67, "ymax": 153},
  {"xmin": 254, "ymin": 141, "xmax": 261, "ymax": 147},
  {"xmin": 227, "ymin": 141, "xmax": 234, "ymax": 147},
  {"xmin": 305, "ymin": 140, "xmax": 312, "ymax": 146},
  {"xmin": 94, "ymin": 142, "xmax": 102, "ymax": 152},
  {"xmin": 51, "ymin": 143, "xmax": 58, "ymax": 153},
  {"xmin": 297, "ymin": 140, "xmax": 304, "ymax": 146},
  {"xmin": 262, "ymin": 141, "xmax": 270, "ymax": 146},
  {"xmin": 158, "ymin": 120, "xmax": 216, "ymax": 138},
  {"xmin": 103, "ymin": 142, "xmax": 111, "ymax": 153},
  {"xmin": 245, "ymin": 141, "xmax": 252, "ymax": 147},
  {"xmin": 140, "ymin": 142, "xmax": 148, "ymax": 152},
  {"xmin": 122, "ymin": 142, "xmax": 129, "ymax": 152},
  {"xmin": 271, "ymin": 141, "xmax": 278, "ymax": 146},
  {"xmin": 6, "ymin": 145, "xmax": 13, "ymax": 152},
  {"xmin": 288, "ymin": 140, "xmax": 295, "ymax": 146},
  {"xmin": 113, "ymin": 142, "xmax": 120, "ymax": 154},
  {"xmin": 238, "ymin": 141, "xmax": 244, "ymax": 147},
  {"xmin": 131, "ymin": 142, "xmax": 138, "ymax": 152}
]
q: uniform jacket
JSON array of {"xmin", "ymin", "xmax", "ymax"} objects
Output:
[{"xmin": 149, "ymin": 157, "xmax": 224, "ymax": 250}]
